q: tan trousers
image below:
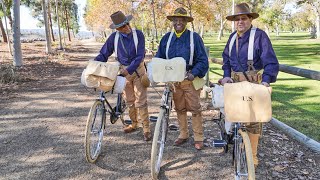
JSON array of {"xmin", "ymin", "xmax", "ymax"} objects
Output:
[
  {"xmin": 173, "ymin": 80, "xmax": 204, "ymax": 142},
  {"xmin": 123, "ymin": 63, "xmax": 150, "ymax": 133}
]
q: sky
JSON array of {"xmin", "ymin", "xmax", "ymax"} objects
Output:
[{"xmin": 19, "ymin": 0, "xmax": 87, "ymax": 31}]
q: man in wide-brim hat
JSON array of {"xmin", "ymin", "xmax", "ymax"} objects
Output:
[
  {"xmin": 155, "ymin": 7, "xmax": 209, "ymax": 150},
  {"xmin": 220, "ymin": 2, "xmax": 279, "ymax": 167},
  {"xmin": 94, "ymin": 10, "xmax": 152, "ymax": 141}
]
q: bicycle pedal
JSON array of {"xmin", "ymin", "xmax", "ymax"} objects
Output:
[
  {"xmin": 168, "ymin": 124, "xmax": 178, "ymax": 131},
  {"xmin": 124, "ymin": 119, "xmax": 132, "ymax": 124},
  {"xmin": 212, "ymin": 118, "xmax": 221, "ymax": 122},
  {"xmin": 149, "ymin": 116, "xmax": 157, "ymax": 122},
  {"xmin": 212, "ymin": 140, "xmax": 227, "ymax": 147}
]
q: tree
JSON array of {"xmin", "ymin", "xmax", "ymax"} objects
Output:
[
  {"xmin": 42, "ymin": 0, "xmax": 52, "ymax": 53},
  {"xmin": 55, "ymin": 0, "xmax": 63, "ymax": 49},
  {"xmin": 298, "ymin": 0, "xmax": 320, "ymax": 39},
  {"xmin": 12, "ymin": 0, "xmax": 22, "ymax": 66},
  {"xmin": 0, "ymin": 0, "xmax": 8, "ymax": 43},
  {"xmin": 259, "ymin": 1, "xmax": 285, "ymax": 37}
]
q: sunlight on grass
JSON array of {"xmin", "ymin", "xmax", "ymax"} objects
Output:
[{"xmin": 204, "ymin": 32, "xmax": 320, "ymax": 141}]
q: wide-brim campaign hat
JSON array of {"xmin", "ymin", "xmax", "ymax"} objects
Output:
[
  {"xmin": 167, "ymin": 7, "xmax": 194, "ymax": 22},
  {"xmin": 226, "ymin": 3, "xmax": 259, "ymax": 21},
  {"xmin": 109, "ymin": 11, "xmax": 133, "ymax": 29}
]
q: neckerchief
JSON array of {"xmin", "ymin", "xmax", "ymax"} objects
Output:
[{"xmin": 175, "ymin": 27, "xmax": 187, "ymax": 38}]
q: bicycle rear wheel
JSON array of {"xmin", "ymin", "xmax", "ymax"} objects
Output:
[
  {"xmin": 234, "ymin": 129, "xmax": 255, "ymax": 180},
  {"xmin": 150, "ymin": 108, "xmax": 168, "ymax": 179},
  {"xmin": 84, "ymin": 100, "xmax": 106, "ymax": 163}
]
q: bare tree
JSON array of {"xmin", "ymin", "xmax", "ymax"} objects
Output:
[{"xmin": 12, "ymin": 0, "xmax": 22, "ymax": 66}]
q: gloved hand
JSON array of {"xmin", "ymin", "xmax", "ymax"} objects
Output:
[
  {"xmin": 220, "ymin": 77, "xmax": 233, "ymax": 85},
  {"xmin": 185, "ymin": 72, "xmax": 195, "ymax": 81},
  {"xmin": 261, "ymin": 82, "xmax": 270, "ymax": 87}
]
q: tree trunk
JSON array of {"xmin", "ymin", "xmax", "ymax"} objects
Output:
[
  {"xmin": 187, "ymin": 0, "xmax": 194, "ymax": 31},
  {"xmin": 151, "ymin": 0, "xmax": 158, "ymax": 50},
  {"xmin": 200, "ymin": 23, "xmax": 204, "ymax": 38},
  {"xmin": 64, "ymin": 5, "xmax": 71, "ymax": 41},
  {"xmin": 55, "ymin": 0, "xmax": 63, "ymax": 49},
  {"xmin": 0, "ymin": 1, "xmax": 12, "ymax": 55},
  {"xmin": 316, "ymin": 13, "xmax": 320, "ymax": 39},
  {"xmin": 217, "ymin": 18, "xmax": 227, "ymax": 41},
  {"xmin": 0, "ymin": 19, "xmax": 8, "ymax": 43},
  {"xmin": 12, "ymin": 0, "xmax": 22, "ymax": 66},
  {"xmin": 310, "ymin": 25, "xmax": 316, "ymax": 39},
  {"xmin": 47, "ymin": 0, "xmax": 55, "ymax": 42},
  {"xmin": 8, "ymin": 15, "xmax": 13, "ymax": 29},
  {"xmin": 42, "ymin": 0, "xmax": 52, "ymax": 54},
  {"xmin": 264, "ymin": 25, "xmax": 270, "ymax": 37},
  {"xmin": 276, "ymin": 23, "xmax": 280, "ymax": 37}
]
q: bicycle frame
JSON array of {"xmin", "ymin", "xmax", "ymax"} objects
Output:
[
  {"xmin": 161, "ymin": 84, "xmax": 172, "ymax": 114},
  {"xmin": 97, "ymin": 91, "xmax": 124, "ymax": 123}
]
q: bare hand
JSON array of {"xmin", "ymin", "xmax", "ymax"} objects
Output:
[
  {"xmin": 120, "ymin": 69, "xmax": 129, "ymax": 76},
  {"xmin": 220, "ymin": 77, "xmax": 233, "ymax": 85},
  {"xmin": 185, "ymin": 72, "xmax": 194, "ymax": 81},
  {"xmin": 261, "ymin": 82, "xmax": 270, "ymax": 87}
]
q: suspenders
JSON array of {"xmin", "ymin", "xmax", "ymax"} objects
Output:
[
  {"xmin": 165, "ymin": 30, "xmax": 194, "ymax": 66},
  {"xmin": 229, "ymin": 26, "xmax": 257, "ymax": 61},
  {"xmin": 114, "ymin": 28, "xmax": 138, "ymax": 59}
]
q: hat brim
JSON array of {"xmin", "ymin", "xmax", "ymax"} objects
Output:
[
  {"xmin": 167, "ymin": 15, "xmax": 193, "ymax": 22},
  {"xmin": 226, "ymin": 12, "xmax": 259, "ymax": 21},
  {"xmin": 109, "ymin": 15, "xmax": 133, "ymax": 29}
]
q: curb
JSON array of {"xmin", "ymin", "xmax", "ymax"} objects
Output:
[{"xmin": 270, "ymin": 117, "xmax": 320, "ymax": 154}]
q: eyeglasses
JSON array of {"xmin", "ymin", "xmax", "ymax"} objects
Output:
[{"xmin": 234, "ymin": 17, "xmax": 249, "ymax": 21}]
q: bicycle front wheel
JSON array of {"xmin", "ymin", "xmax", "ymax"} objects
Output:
[
  {"xmin": 84, "ymin": 100, "xmax": 106, "ymax": 163},
  {"xmin": 234, "ymin": 129, "xmax": 255, "ymax": 180},
  {"xmin": 150, "ymin": 108, "xmax": 168, "ymax": 179}
]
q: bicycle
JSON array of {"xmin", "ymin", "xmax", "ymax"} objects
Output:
[
  {"xmin": 150, "ymin": 83, "xmax": 173, "ymax": 179},
  {"xmin": 206, "ymin": 84, "xmax": 255, "ymax": 180},
  {"xmin": 84, "ymin": 89, "xmax": 128, "ymax": 163}
]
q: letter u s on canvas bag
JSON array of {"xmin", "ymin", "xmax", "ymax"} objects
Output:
[{"xmin": 223, "ymin": 81, "xmax": 272, "ymax": 123}]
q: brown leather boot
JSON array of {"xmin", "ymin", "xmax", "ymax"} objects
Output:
[
  {"xmin": 138, "ymin": 107, "xmax": 150, "ymax": 133},
  {"xmin": 248, "ymin": 132, "xmax": 260, "ymax": 167},
  {"xmin": 124, "ymin": 105, "xmax": 138, "ymax": 133},
  {"xmin": 177, "ymin": 112, "xmax": 188, "ymax": 140},
  {"xmin": 143, "ymin": 132, "xmax": 152, "ymax": 141},
  {"xmin": 194, "ymin": 141, "xmax": 204, "ymax": 150},
  {"xmin": 191, "ymin": 113, "xmax": 204, "ymax": 143},
  {"xmin": 138, "ymin": 107, "xmax": 152, "ymax": 141}
]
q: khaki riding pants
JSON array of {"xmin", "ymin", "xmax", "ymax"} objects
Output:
[
  {"xmin": 123, "ymin": 63, "xmax": 150, "ymax": 133},
  {"xmin": 173, "ymin": 80, "xmax": 204, "ymax": 142}
]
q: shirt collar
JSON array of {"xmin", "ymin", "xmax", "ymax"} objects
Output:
[
  {"xmin": 237, "ymin": 26, "xmax": 252, "ymax": 41},
  {"xmin": 174, "ymin": 27, "xmax": 187, "ymax": 38},
  {"xmin": 119, "ymin": 31, "xmax": 132, "ymax": 38}
]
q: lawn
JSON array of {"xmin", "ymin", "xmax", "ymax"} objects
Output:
[{"xmin": 203, "ymin": 32, "xmax": 320, "ymax": 141}]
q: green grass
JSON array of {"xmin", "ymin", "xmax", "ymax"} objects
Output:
[{"xmin": 203, "ymin": 32, "xmax": 320, "ymax": 141}]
